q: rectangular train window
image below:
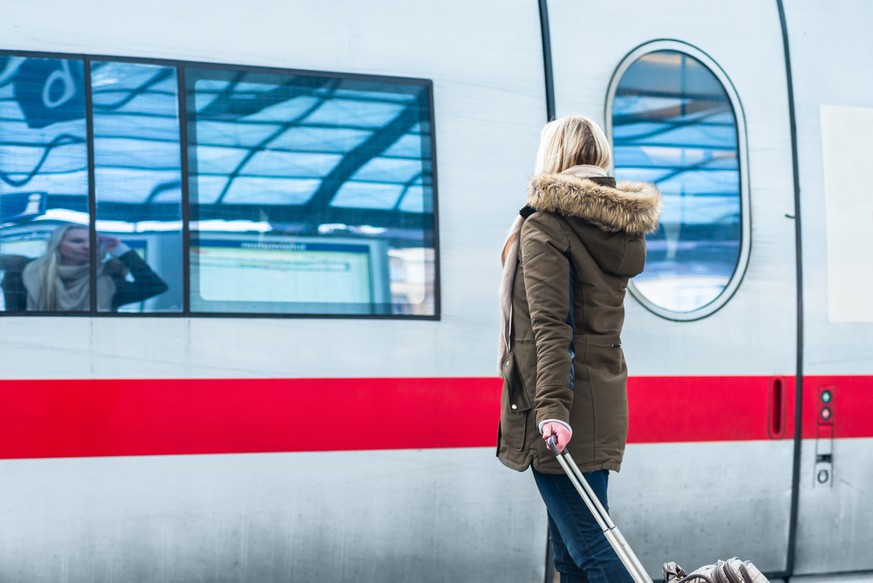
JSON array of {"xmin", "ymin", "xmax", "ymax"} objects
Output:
[
  {"xmin": 92, "ymin": 61, "xmax": 182, "ymax": 313},
  {"xmin": 1, "ymin": 51, "xmax": 438, "ymax": 319},
  {"xmin": 0, "ymin": 56, "xmax": 91, "ymax": 313},
  {"xmin": 185, "ymin": 67, "xmax": 437, "ymax": 317}
]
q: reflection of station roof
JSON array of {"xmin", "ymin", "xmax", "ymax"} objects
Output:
[
  {"xmin": 0, "ymin": 58, "xmax": 434, "ymax": 237},
  {"xmin": 612, "ymin": 51, "xmax": 741, "ymax": 225}
]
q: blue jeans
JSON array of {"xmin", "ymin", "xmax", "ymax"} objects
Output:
[{"xmin": 532, "ymin": 467, "xmax": 633, "ymax": 583}]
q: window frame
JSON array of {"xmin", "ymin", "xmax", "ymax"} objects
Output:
[
  {"xmin": 605, "ymin": 40, "xmax": 751, "ymax": 322},
  {"xmin": 0, "ymin": 49, "xmax": 440, "ymax": 320}
]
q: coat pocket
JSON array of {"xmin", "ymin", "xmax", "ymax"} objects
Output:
[{"xmin": 500, "ymin": 352, "xmax": 533, "ymax": 452}]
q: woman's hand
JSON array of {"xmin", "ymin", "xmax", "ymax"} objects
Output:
[
  {"xmin": 541, "ymin": 421, "xmax": 572, "ymax": 453},
  {"xmin": 98, "ymin": 235, "xmax": 121, "ymax": 252}
]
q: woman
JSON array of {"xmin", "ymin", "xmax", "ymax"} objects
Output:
[
  {"xmin": 497, "ymin": 116, "xmax": 661, "ymax": 582},
  {"xmin": 17, "ymin": 224, "xmax": 168, "ymax": 312}
]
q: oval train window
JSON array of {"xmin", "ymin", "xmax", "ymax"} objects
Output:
[{"xmin": 607, "ymin": 42, "xmax": 750, "ymax": 320}]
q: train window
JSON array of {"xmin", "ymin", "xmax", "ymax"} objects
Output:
[
  {"xmin": 607, "ymin": 43, "xmax": 750, "ymax": 320},
  {"xmin": 92, "ymin": 61, "xmax": 182, "ymax": 313},
  {"xmin": 1, "ymin": 51, "xmax": 437, "ymax": 318},
  {"xmin": 0, "ymin": 56, "xmax": 91, "ymax": 312},
  {"xmin": 185, "ymin": 67, "xmax": 436, "ymax": 316}
]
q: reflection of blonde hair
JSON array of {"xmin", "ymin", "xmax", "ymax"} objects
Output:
[
  {"xmin": 28, "ymin": 224, "xmax": 87, "ymax": 310},
  {"xmin": 534, "ymin": 115, "xmax": 612, "ymax": 174}
]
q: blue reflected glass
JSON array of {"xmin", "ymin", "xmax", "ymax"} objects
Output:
[
  {"xmin": 613, "ymin": 50, "xmax": 742, "ymax": 313},
  {"xmin": 0, "ymin": 56, "xmax": 89, "ymax": 312},
  {"xmin": 92, "ymin": 61, "xmax": 182, "ymax": 313},
  {"xmin": 186, "ymin": 68, "xmax": 436, "ymax": 316}
]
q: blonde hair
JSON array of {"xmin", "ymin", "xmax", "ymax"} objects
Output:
[
  {"xmin": 501, "ymin": 116, "xmax": 613, "ymax": 265},
  {"xmin": 28, "ymin": 224, "xmax": 87, "ymax": 310},
  {"xmin": 534, "ymin": 115, "xmax": 612, "ymax": 174}
]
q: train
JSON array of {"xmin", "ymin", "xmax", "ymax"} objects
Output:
[{"xmin": 1, "ymin": 0, "xmax": 871, "ymax": 581}]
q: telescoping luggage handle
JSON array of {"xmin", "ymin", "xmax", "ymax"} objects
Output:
[{"xmin": 546, "ymin": 435, "xmax": 654, "ymax": 583}]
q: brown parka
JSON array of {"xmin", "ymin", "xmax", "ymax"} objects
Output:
[{"xmin": 497, "ymin": 173, "xmax": 661, "ymax": 474}]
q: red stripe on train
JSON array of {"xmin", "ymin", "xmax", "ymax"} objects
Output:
[{"xmin": 0, "ymin": 376, "xmax": 869, "ymax": 459}]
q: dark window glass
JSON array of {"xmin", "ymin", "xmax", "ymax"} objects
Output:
[
  {"xmin": 91, "ymin": 62, "xmax": 183, "ymax": 312},
  {"xmin": 92, "ymin": 61, "xmax": 181, "ymax": 312},
  {"xmin": 185, "ymin": 68, "xmax": 436, "ymax": 316},
  {"xmin": 0, "ymin": 56, "xmax": 90, "ymax": 312},
  {"xmin": 612, "ymin": 50, "xmax": 742, "ymax": 313},
  {"xmin": 2, "ymin": 52, "xmax": 439, "ymax": 319}
]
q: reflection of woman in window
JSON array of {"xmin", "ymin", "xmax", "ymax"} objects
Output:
[{"xmin": 17, "ymin": 224, "xmax": 167, "ymax": 311}]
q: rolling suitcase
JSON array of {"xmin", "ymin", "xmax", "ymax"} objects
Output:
[
  {"xmin": 545, "ymin": 436, "xmax": 770, "ymax": 583},
  {"xmin": 546, "ymin": 435, "xmax": 653, "ymax": 583}
]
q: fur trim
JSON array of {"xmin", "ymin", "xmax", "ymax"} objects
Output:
[{"xmin": 527, "ymin": 174, "xmax": 662, "ymax": 234}]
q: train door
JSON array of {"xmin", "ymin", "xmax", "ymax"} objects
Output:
[
  {"xmin": 546, "ymin": 0, "xmax": 798, "ymax": 577},
  {"xmin": 786, "ymin": 0, "xmax": 873, "ymax": 576}
]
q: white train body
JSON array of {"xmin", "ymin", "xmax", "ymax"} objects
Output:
[{"xmin": 0, "ymin": 1, "xmax": 871, "ymax": 582}]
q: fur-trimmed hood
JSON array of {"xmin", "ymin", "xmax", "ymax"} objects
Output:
[{"xmin": 527, "ymin": 173, "xmax": 662, "ymax": 235}]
